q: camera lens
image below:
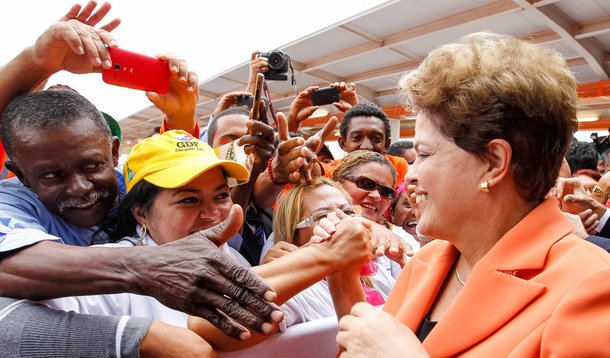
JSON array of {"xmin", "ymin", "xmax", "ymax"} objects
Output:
[
  {"xmin": 267, "ymin": 52, "xmax": 286, "ymax": 71},
  {"xmin": 114, "ymin": 64, "xmax": 120, "ymax": 70}
]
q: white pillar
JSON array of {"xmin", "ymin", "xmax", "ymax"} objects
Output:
[{"xmin": 390, "ymin": 118, "xmax": 401, "ymax": 143}]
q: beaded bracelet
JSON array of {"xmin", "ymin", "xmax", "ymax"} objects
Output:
[{"xmin": 267, "ymin": 157, "xmax": 287, "ymax": 186}]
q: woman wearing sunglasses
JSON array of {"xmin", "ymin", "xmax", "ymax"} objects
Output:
[{"xmin": 332, "ymin": 150, "xmax": 397, "ymax": 225}]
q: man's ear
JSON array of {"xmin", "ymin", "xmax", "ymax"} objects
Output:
[
  {"xmin": 111, "ymin": 137, "xmax": 120, "ymax": 168},
  {"xmin": 483, "ymin": 139, "xmax": 512, "ymax": 188},
  {"xmin": 385, "ymin": 138, "xmax": 391, "ymax": 150},
  {"xmin": 338, "ymin": 137, "xmax": 346, "ymax": 151},
  {"xmin": 4, "ymin": 160, "xmax": 30, "ymax": 187}
]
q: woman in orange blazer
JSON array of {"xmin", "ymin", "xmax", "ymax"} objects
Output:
[{"xmin": 330, "ymin": 32, "xmax": 610, "ymax": 357}]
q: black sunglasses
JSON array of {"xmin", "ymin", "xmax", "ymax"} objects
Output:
[{"xmin": 344, "ymin": 176, "xmax": 395, "ymax": 200}]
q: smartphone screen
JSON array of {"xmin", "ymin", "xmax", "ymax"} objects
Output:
[{"xmin": 102, "ymin": 48, "xmax": 171, "ymax": 94}]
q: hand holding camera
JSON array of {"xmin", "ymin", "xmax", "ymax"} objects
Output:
[
  {"xmin": 257, "ymin": 50, "xmax": 290, "ymax": 81},
  {"xmin": 331, "ymin": 82, "xmax": 358, "ymax": 112},
  {"xmin": 287, "ymin": 85, "xmax": 321, "ymax": 132},
  {"xmin": 248, "ymin": 51, "xmax": 269, "ymax": 94}
]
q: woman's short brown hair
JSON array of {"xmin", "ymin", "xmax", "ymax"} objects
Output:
[
  {"xmin": 400, "ymin": 32, "xmax": 578, "ymax": 202},
  {"xmin": 332, "ymin": 150, "xmax": 397, "ymax": 188}
]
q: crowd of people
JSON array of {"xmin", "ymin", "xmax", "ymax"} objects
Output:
[{"xmin": 0, "ymin": 1, "xmax": 609, "ymax": 357}]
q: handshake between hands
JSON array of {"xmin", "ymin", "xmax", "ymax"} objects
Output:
[{"xmin": 311, "ymin": 209, "xmax": 415, "ymax": 269}]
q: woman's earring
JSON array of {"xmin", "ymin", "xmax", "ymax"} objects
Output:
[
  {"xmin": 137, "ymin": 224, "xmax": 147, "ymax": 239},
  {"xmin": 480, "ymin": 181, "xmax": 491, "ymax": 193}
]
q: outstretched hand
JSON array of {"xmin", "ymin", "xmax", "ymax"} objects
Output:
[
  {"xmin": 270, "ymin": 113, "xmax": 317, "ymax": 184},
  {"xmin": 137, "ymin": 204, "xmax": 283, "ymax": 339},
  {"xmin": 305, "ymin": 116, "xmax": 338, "ymax": 155},
  {"xmin": 60, "ymin": 1, "xmax": 121, "ymax": 31},
  {"xmin": 32, "ymin": 1, "xmax": 120, "ymax": 74},
  {"xmin": 310, "ymin": 208, "xmax": 414, "ymax": 267}
]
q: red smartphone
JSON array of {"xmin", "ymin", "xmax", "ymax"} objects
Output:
[{"xmin": 102, "ymin": 48, "xmax": 171, "ymax": 94}]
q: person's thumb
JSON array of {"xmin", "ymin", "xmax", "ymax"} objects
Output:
[
  {"xmin": 305, "ymin": 137, "xmax": 321, "ymax": 154},
  {"xmin": 300, "ymin": 106, "xmax": 319, "ymax": 121},
  {"xmin": 198, "ymin": 204, "xmax": 244, "ymax": 242},
  {"xmin": 563, "ymin": 194, "xmax": 581, "ymax": 203}
]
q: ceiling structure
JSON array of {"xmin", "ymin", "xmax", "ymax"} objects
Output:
[{"xmin": 118, "ymin": 0, "xmax": 610, "ymax": 149}]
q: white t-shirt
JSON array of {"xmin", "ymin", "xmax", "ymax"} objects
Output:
[{"xmin": 43, "ymin": 230, "xmax": 245, "ymax": 328}]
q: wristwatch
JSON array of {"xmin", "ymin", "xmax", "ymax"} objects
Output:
[{"xmin": 592, "ymin": 185, "xmax": 610, "ymax": 199}]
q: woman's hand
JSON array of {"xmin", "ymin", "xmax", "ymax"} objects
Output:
[
  {"xmin": 146, "ymin": 53, "xmax": 198, "ymax": 128},
  {"xmin": 337, "ymin": 302, "xmax": 428, "ymax": 358},
  {"xmin": 311, "ymin": 210, "xmax": 414, "ymax": 267},
  {"xmin": 369, "ymin": 222, "xmax": 414, "ymax": 267},
  {"xmin": 319, "ymin": 217, "xmax": 373, "ymax": 271}
]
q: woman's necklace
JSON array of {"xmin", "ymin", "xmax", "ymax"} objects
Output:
[{"xmin": 455, "ymin": 266, "xmax": 466, "ymax": 286}]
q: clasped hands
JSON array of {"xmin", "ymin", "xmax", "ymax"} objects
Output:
[{"xmin": 311, "ymin": 209, "xmax": 414, "ymax": 267}]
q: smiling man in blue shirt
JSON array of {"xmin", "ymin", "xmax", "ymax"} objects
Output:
[{"xmin": 0, "ymin": 3, "xmax": 281, "ymax": 354}]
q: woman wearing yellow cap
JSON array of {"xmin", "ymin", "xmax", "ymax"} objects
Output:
[{"xmin": 45, "ymin": 130, "xmax": 375, "ymax": 352}]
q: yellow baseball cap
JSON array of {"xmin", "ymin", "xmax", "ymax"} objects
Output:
[{"xmin": 124, "ymin": 130, "xmax": 250, "ymax": 192}]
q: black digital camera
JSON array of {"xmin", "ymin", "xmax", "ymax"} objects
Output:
[{"xmin": 258, "ymin": 50, "xmax": 290, "ymax": 81}]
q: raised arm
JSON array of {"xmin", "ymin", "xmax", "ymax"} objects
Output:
[
  {"xmin": 148, "ymin": 53, "xmax": 200, "ymax": 135},
  {"xmin": 0, "ymin": 1, "xmax": 119, "ymax": 114},
  {"xmin": 0, "ymin": 205, "xmax": 282, "ymax": 340}
]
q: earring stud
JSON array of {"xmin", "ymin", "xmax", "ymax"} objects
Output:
[{"xmin": 480, "ymin": 181, "xmax": 491, "ymax": 193}]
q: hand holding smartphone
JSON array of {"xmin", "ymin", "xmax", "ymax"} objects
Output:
[
  {"xmin": 311, "ymin": 87, "xmax": 340, "ymax": 106},
  {"xmin": 250, "ymin": 73, "xmax": 265, "ymax": 121},
  {"xmin": 102, "ymin": 48, "xmax": 171, "ymax": 94}
]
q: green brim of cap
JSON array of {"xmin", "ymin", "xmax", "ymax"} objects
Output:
[{"xmin": 102, "ymin": 112, "xmax": 122, "ymax": 141}]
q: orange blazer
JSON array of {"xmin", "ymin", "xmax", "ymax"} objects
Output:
[{"xmin": 383, "ymin": 198, "xmax": 610, "ymax": 357}]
